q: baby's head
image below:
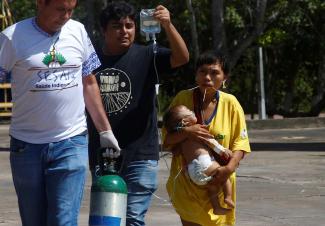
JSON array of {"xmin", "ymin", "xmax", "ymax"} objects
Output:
[{"xmin": 163, "ymin": 105, "xmax": 197, "ymax": 133}]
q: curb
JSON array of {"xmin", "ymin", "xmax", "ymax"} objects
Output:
[{"xmin": 247, "ymin": 117, "xmax": 325, "ymax": 130}]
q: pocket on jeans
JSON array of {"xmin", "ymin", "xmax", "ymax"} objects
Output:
[
  {"xmin": 10, "ymin": 137, "xmax": 26, "ymax": 154},
  {"xmin": 69, "ymin": 134, "xmax": 88, "ymax": 147},
  {"xmin": 136, "ymin": 160, "xmax": 158, "ymax": 191}
]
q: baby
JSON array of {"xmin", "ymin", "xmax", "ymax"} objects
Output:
[{"xmin": 163, "ymin": 105, "xmax": 235, "ymax": 214}]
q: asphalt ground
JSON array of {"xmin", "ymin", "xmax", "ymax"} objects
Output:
[{"xmin": 1, "ymin": 120, "xmax": 325, "ymax": 226}]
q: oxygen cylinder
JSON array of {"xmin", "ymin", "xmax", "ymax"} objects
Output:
[{"xmin": 89, "ymin": 148, "xmax": 127, "ymax": 226}]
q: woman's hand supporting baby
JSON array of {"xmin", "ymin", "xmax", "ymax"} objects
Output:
[{"xmin": 211, "ymin": 150, "xmax": 244, "ymax": 185}]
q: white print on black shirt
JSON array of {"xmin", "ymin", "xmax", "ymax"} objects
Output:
[{"xmin": 97, "ymin": 68, "xmax": 132, "ymax": 115}]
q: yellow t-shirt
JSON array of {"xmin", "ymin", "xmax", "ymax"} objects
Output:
[{"xmin": 165, "ymin": 88, "xmax": 251, "ymax": 226}]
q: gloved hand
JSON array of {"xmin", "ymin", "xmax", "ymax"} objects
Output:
[
  {"xmin": 102, "ymin": 148, "xmax": 121, "ymax": 159},
  {"xmin": 99, "ymin": 130, "xmax": 121, "ymax": 157}
]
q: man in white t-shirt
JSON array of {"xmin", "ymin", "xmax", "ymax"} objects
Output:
[{"xmin": 0, "ymin": 1, "xmax": 120, "ymax": 225}]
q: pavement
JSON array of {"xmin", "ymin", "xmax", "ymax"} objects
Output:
[{"xmin": 1, "ymin": 117, "xmax": 325, "ymax": 226}]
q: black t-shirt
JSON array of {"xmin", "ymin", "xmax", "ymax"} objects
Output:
[{"xmin": 87, "ymin": 43, "xmax": 171, "ymax": 170}]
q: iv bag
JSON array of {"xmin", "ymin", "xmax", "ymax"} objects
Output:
[{"xmin": 140, "ymin": 9, "xmax": 161, "ymax": 35}]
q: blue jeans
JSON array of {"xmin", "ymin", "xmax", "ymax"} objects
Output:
[
  {"xmin": 10, "ymin": 134, "xmax": 88, "ymax": 226},
  {"xmin": 123, "ymin": 160, "xmax": 158, "ymax": 226}
]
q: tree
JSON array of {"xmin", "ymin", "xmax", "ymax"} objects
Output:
[
  {"xmin": 8, "ymin": 0, "xmax": 35, "ymax": 21},
  {"xmin": 208, "ymin": 0, "xmax": 324, "ymax": 117},
  {"xmin": 186, "ymin": 0, "xmax": 199, "ymax": 62},
  {"xmin": 259, "ymin": 0, "xmax": 325, "ymax": 117},
  {"xmin": 6, "ymin": 0, "xmax": 324, "ymax": 117}
]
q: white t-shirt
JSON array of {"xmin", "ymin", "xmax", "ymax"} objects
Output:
[{"xmin": 0, "ymin": 17, "xmax": 101, "ymax": 143}]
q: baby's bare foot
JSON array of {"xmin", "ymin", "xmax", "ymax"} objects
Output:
[
  {"xmin": 224, "ymin": 198, "xmax": 235, "ymax": 208},
  {"xmin": 213, "ymin": 207, "xmax": 231, "ymax": 215}
]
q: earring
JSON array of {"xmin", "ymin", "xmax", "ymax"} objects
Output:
[{"xmin": 222, "ymin": 80, "xmax": 227, "ymax": 89}]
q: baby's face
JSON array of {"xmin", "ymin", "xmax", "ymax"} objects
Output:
[{"xmin": 181, "ymin": 108, "xmax": 197, "ymax": 126}]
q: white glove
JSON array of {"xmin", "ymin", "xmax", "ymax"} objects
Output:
[
  {"xmin": 102, "ymin": 148, "xmax": 120, "ymax": 159},
  {"xmin": 99, "ymin": 130, "xmax": 121, "ymax": 157}
]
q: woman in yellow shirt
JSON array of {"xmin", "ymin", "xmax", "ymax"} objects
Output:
[{"xmin": 163, "ymin": 51, "xmax": 251, "ymax": 226}]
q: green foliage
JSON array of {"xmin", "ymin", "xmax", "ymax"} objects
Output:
[
  {"xmin": 225, "ymin": 6, "xmax": 244, "ymax": 29},
  {"xmin": 293, "ymin": 67, "xmax": 313, "ymax": 113},
  {"xmin": 229, "ymin": 48, "xmax": 257, "ymax": 113},
  {"xmin": 261, "ymin": 0, "xmax": 324, "ymax": 116},
  {"xmin": 258, "ymin": 28, "xmax": 287, "ymax": 46},
  {"xmin": 6, "ymin": 0, "xmax": 324, "ymax": 117},
  {"xmin": 9, "ymin": 1, "xmax": 36, "ymax": 21}
]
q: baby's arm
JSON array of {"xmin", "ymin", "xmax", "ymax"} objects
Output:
[{"xmin": 203, "ymin": 138, "xmax": 233, "ymax": 160}]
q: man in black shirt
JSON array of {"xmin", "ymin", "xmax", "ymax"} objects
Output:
[{"xmin": 87, "ymin": 1, "xmax": 189, "ymax": 225}]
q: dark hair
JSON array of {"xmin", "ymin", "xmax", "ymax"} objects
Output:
[
  {"xmin": 196, "ymin": 51, "xmax": 230, "ymax": 76},
  {"xmin": 163, "ymin": 105, "xmax": 187, "ymax": 133},
  {"xmin": 100, "ymin": 1, "xmax": 136, "ymax": 30},
  {"xmin": 45, "ymin": 0, "xmax": 78, "ymax": 5}
]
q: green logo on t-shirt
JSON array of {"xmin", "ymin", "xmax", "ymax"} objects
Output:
[
  {"xmin": 215, "ymin": 134, "xmax": 225, "ymax": 140},
  {"xmin": 42, "ymin": 47, "xmax": 66, "ymax": 67}
]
